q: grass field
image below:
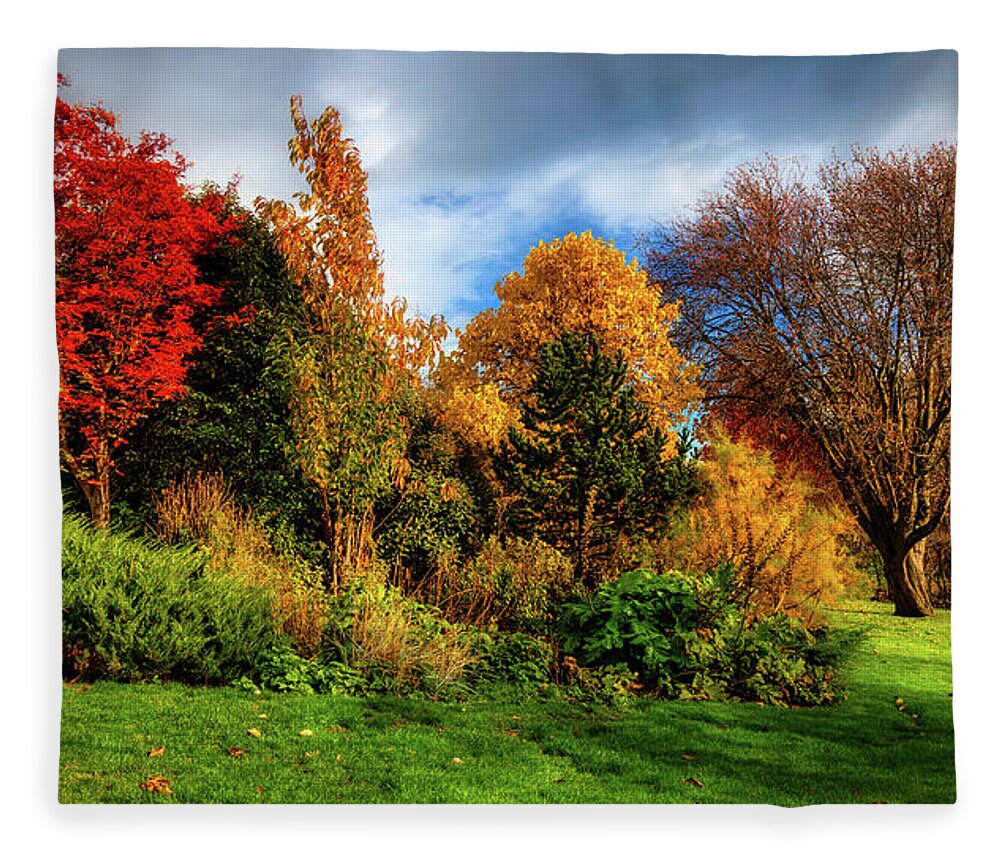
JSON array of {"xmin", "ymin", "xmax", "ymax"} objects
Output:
[{"xmin": 58, "ymin": 601, "xmax": 954, "ymax": 804}]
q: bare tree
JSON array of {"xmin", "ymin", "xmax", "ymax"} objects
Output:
[{"xmin": 643, "ymin": 144, "xmax": 954, "ymax": 616}]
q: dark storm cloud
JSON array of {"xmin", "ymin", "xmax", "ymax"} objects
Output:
[{"xmin": 56, "ymin": 48, "xmax": 957, "ymax": 325}]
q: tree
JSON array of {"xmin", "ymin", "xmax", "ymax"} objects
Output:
[
  {"xmin": 500, "ymin": 331, "xmax": 699, "ymax": 586},
  {"xmin": 450, "ymin": 231, "xmax": 700, "ymax": 454},
  {"xmin": 114, "ymin": 206, "xmax": 323, "ymax": 555},
  {"xmin": 55, "ymin": 80, "xmax": 236, "ymax": 528},
  {"xmin": 661, "ymin": 426, "xmax": 859, "ymax": 623},
  {"xmin": 255, "ymin": 97, "xmax": 445, "ymax": 590},
  {"xmin": 643, "ymin": 144, "xmax": 954, "ymax": 616}
]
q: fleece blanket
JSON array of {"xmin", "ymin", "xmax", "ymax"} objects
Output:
[{"xmin": 56, "ymin": 48, "xmax": 955, "ymax": 805}]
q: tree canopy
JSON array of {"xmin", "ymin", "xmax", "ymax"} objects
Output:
[
  {"xmin": 449, "ymin": 231, "xmax": 700, "ymax": 455},
  {"xmin": 55, "ymin": 80, "xmax": 237, "ymax": 528},
  {"xmin": 643, "ymin": 144, "xmax": 954, "ymax": 616}
]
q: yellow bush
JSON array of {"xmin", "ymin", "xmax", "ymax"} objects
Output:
[{"xmin": 658, "ymin": 429, "xmax": 857, "ymax": 622}]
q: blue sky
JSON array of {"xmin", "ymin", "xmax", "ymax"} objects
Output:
[{"xmin": 56, "ymin": 49, "xmax": 957, "ymax": 336}]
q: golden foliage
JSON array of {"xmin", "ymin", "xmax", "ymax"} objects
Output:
[
  {"xmin": 435, "ymin": 374, "xmax": 518, "ymax": 452},
  {"xmin": 255, "ymin": 95, "xmax": 446, "ymax": 381},
  {"xmin": 659, "ymin": 428, "xmax": 857, "ymax": 622},
  {"xmin": 348, "ymin": 586, "xmax": 475, "ymax": 695},
  {"xmin": 450, "ymin": 231, "xmax": 699, "ymax": 454}
]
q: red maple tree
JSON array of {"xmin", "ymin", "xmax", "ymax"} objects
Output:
[{"xmin": 55, "ymin": 78, "xmax": 237, "ymax": 527}]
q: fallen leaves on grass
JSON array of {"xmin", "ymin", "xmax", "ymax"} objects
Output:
[
  {"xmin": 681, "ymin": 777, "xmax": 705, "ymax": 788},
  {"xmin": 246, "ymin": 727, "xmax": 262, "ymax": 738},
  {"xmin": 451, "ymin": 757, "xmax": 465, "ymax": 765},
  {"xmin": 147, "ymin": 745, "xmax": 166, "ymax": 758},
  {"xmin": 228, "ymin": 747, "xmax": 247, "ymax": 758},
  {"xmin": 140, "ymin": 775, "xmax": 172, "ymax": 794},
  {"xmin": 298, "ymin": 729, "xmax": 314, "ymax": 736},
  {"xmin": 681, "ymin": 753, "xmax": 696, "ymax": 760}
]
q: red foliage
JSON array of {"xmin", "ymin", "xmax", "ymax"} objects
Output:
[
  {"xmin": 716, "ymin": 406, "xmax": 833, "ymax": 488},
  {"xmin": 55, "ymin": 80, "xmax": 238, "ymax": 526}
]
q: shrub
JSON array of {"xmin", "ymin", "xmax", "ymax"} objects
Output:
[
  {"xmin": 62, "ymin": 515, "xmax": 280, "ymax": 683},
  {"xmin": 155, "ymin": 472, "xmax": 330, "ymax": 655},
  {"xmin": 557, "ymin": 566, "xmax": 844, "ymax": 706},
  {"xmin": 471, "ymin": 630, "xmax": 553, "ymax": 692},
  {"xmin": 321, "ymin": 584, "xmax": 476, "ymax": 699},
  {"xmin": 419, "ymin": 536, "xmax": 575, "ymax": 632},
  {"xmin": 655, "ymin": 429, "xmax": 858, "ymax": 623},
  {"xmin": 558, "ymin": 569, "xmax": 701, "ymax": 690},
  {"xmin": 246, "ymin": 642, "xmax": 366, "ymax": 695}
]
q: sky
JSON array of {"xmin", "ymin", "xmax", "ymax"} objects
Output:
[{"xmin": 56, "ymin": 48, "xmax": 957, "ymax": 338}]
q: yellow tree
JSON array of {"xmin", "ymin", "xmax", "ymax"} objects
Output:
[
  {"xmin": 448, "ymin": 232, "xmax": 700, "ymax": 455},
  {"xmin": 256, "ymin": 97, "xmax": 445, "ymax": 590},
  {"xmin": 660, "ymin": 427, "xmax": 858, "ymax": 623}
]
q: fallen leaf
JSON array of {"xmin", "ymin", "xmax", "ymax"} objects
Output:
[
  {"xmin": 246, "ymin": 727, "xmax": 262, "ymax": 738},
  {"xmin": 451, "ymin": 757, "xmax": 465, "ymax": 765},
  {"xmin": 304, "ymin": 750, "xmax": 320, "ymax": 758},
  {"xmin": 228, "ymin": 747, "xmax": 247, "ymax": 758},
  {"xmin": 895, "ymin": 697, "xmax": 905, "ymax": 706},
  {"xmin": 147, "ymin": 745, "xmax": 166, "ymax": 758},
  {"xmin": 140, "ymin": 774, "xmax": 172, "ymax": 794},
  {"xmin": 682, "ymin": 777, "xmax": 705, "ymax": 788},
  {"xmin": 299, "ymin": 729, "xmax": 314, "ymax": 736},
  {"xmin": 681, "ymin": 753, "xmax": 696, "ymax": 761}
]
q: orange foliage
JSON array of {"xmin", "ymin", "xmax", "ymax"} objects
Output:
[
  {"xmin": 448, "ymin": 232, "xmax": 699, "ymax": 455},
  {"xmin": 255, "ymin": 96, "xmax": 446, "ymax": 382},
  {"xmin": 661, "ymin": 428, "xmax": 857, "ymax": 621}
]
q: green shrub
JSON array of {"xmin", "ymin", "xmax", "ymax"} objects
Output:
[
  {"xmin": 558, "ymin": 566, "xmax": 845, "ymax": 706},
  {"xmin": 62, "ymin": 515, "xmax": 281, "ymax": 683},
  {"xmin": 558, "ymin": 569, "xmax": 701, "ymax": 688},
  {"xmin": 247, "ymin": 642, "xmax": 366, "ymax": 695},
  {"xmin": 471, "ymin": 630, "xmax": 553, "ymax": 691}
]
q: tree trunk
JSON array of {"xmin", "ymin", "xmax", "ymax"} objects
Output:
[
  {"xmin": 884, "ymin": 540, "xmax": 933, "ymax": 617},
  {"xmin": 80, "ymin": 439, "xmax": 111, "ymax": 530}
]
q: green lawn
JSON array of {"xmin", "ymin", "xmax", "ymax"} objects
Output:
[{"xmin": 58, "ymin": 601, "xmax": 954, "ymax": 804}]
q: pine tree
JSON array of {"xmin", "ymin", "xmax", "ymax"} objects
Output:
[{"xmin": 501, "ymin": 331, "xmax": 697, "ymax": 585}]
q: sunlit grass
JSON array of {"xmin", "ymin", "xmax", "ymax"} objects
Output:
[{"xmin": 59, "ymin": 600, "xmax": 953, "ymax": 804}]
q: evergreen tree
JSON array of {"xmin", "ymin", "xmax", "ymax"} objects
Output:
[{"xmin": 501, "ymin": 331, "xmax": 698, "ymax": 585}]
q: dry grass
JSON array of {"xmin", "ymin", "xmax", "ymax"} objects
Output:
[
  {"xmin": 155, "ymin": 473, "xmax": 329, "ymax": 655},
  {"xmin": 348, "ymin": 587, "xmax": 475, "ymax": 696}
]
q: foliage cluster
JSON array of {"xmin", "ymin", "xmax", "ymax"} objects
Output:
[
  {"xmin": 417, "ymin": 536, "xmax": 576, "ymax": 633},
  {"xmin": 559, "ymin": 567, "xmax": 842, "ymax": 706},
  {"xmin": 154, "ymin": 472, "xmax": 330, "ymax": 654},
  {"xmin": 62, "ymin": 516, "xmax": 280, "ymax": 683},
  {"xmin": 653, "ymin": 429, "xmax": 858, "ymax": 623}
]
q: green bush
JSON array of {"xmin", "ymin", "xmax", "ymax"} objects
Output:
[
  {"xmin": 558, "ymin": 566, "xmax": 844, "ymax": 705},
  {"xmin": 471, "ymin": 630, "xmax": 553, "ymax": 691},
  {"xmin": 558, "ymin": 569, "xmax": 701, "ymax": 688},
  {"xmin": 62, "ymin": 515, "xmax": 281, "ymax": 683},
  {"xmin": 245, "ymin": 642, "xmax": 366, "ymax": 695}
]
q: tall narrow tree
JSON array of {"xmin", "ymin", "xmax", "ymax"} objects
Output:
[{"xmin": 256, "ymin": 97, "xmax": 445, "ymax": 589}]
